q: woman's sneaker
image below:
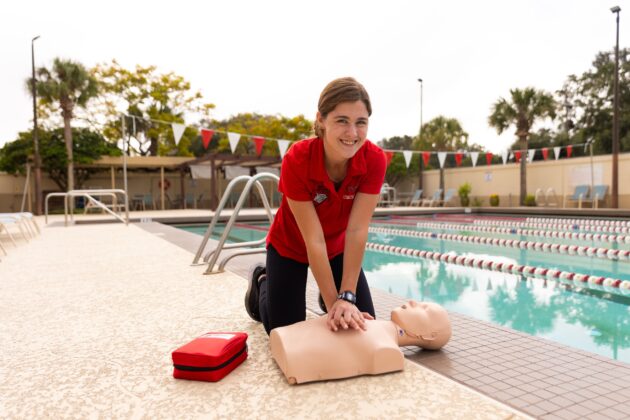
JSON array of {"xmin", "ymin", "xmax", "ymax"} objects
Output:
[{"xmin": 244, "ymin": 264, "xmax": 266, "ymax": 322}]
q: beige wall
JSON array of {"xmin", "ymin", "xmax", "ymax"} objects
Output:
[{"xmin": 391, "ymin": 153, "xmax": 630, "ymax": 208}]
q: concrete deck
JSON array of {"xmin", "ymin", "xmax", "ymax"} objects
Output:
[{"xmin": 0, "ymin": 218, "xmax": 526, "ymax": 419}]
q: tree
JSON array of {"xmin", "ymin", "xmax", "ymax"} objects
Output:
[
  {"xmin": 378, "ymin": 135, "xmax": 420, "ymax": 186},
  {"xmin": 488, "ymin": 88, "xmax": 556, "ymax": 205},
  {"xmin": 0, "ymin": 128, "xmax": 121, "ymax": 191},
  {"xmin": 31, "ymin": 58, "xmax": 99, "ymax": 192},
  {"xmin": 91, "ymin": 60, "xmax": 215, "ymax": 157},
  {"xmin": 559, "ymin": 48, "xmax": 630, "ymax": 155},
  {"xmin": 413, "ymin": 116, "xmax": 469, "ymax": 152},
  {"xmin": 206, "ymin": 113, "xmax": 313, "ymax": 157}
]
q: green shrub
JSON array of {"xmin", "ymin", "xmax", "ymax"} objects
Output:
[
  {"xmin": 524, "ymin": 194, "xmax": 537, "ymax": 207},
  {"xmin": 489, "ymin": 194, "xmax": 500, "ymax": 207},
  {"xmin": 458, "ymin": 182, "xmax": 472, "ymax": 206}
]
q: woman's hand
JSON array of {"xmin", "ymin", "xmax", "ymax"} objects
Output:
[{"xmin": 326, "ymin": 299, "xmax": 374, "ymax": 332}]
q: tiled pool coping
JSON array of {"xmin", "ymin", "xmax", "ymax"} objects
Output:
[{"xmin": 146, "ymin": 221, "xmax": 630, "ymax": 420}]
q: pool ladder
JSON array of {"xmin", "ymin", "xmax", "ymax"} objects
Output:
[{"xmin": 192, "ymin": 172, "xmax": 279, "ymax": 274}]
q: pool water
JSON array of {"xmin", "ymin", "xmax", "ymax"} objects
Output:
[{"xmin": 178, "ymin": 216, "xmax": 630, "ymax": 364}]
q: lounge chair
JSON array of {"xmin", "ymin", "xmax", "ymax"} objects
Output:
[
  {"xmin": 408, "ymin": 189, "xmax": 423, "ymax": 206},
  {"xmin": 590, "ymin": 185, "xmax": 608, "ymax": 209},
  {"xmin": 422, "ymin": 189, "xmax": 443, "ymax": 207},
  {"xmin": 564, "ymin": 185, "xmax": 590, "ymax": 208},
  {"xmin": 439, "ymin": 189, "xmax": 457, "ymax": 207}
]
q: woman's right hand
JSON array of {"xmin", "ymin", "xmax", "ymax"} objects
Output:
[{"xmin": 326, "ymin": 299, "xmax": 374, "ymax": 332}]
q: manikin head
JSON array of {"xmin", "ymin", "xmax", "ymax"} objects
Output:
[{"xmin": 391, "ymin": 301, "xmax": 452, "ymax": 350}]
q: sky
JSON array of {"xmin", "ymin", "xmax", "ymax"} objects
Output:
[{"xmin": 1, "ymin": 0, "xmax": 628, "ymax": 152}]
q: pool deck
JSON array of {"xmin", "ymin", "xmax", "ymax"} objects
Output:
[{"xmin": 2, "ymin": 210, "xmax": 630, "ymax": 419}]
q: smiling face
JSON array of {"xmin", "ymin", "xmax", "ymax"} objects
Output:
[{"xmin": 317, "ymin": 100, "xmax": 369, "ymax": 162}]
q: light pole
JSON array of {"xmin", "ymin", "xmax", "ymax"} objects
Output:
[
  {"xmin": 417, "ymin": 78, "xmax": 424, "ymax": 138},
  {"xmin": 611, "ymin": 5, "xmax": 621, "ymax": 208},
  {"xmin": 31, "ymin": 35, "xmax": 43, "ymax": 215},
  {"xmin": 417, "ymin": 78, "xmax": 424, "ymax": 190}
]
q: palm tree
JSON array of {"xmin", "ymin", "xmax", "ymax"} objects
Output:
[
  {"xmin": 488, "ymin": 88, "xmax": 556, "ymax": 205},
  {"xmin": 32, "ymin": 58, "xmax": 98, "ymax": 191}
]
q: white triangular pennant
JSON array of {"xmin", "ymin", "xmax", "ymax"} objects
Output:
[
  {"xmin": 553, "ymin": 146, "xmax": 560, "ymax": 160},
  {"xmin": 437, "ymin": 152, "xmax": 447, "ymax": 169},
  {"xmin": 171, "ymin": 123, "xmax": 186, "ymax": 146},
  {"xmin": 403, "ymin": 151, "xmax": 413, "ymax": 168},
  {"xmin": 227, "ymin": 132, "xmax": 241, "ymax": 153},
  {"xmin": 470, "ymin": 151, "xmax": 479, "ymax": 167},
  {"xmin": 501, "ymin": 150, "xmax": 509, "ymax": 165},
  {"xmin": 528, "ymin": 149, "xmax": 535, "ymax": 163},
  {"xmin": 277, "ymin": 140, "xmax": 290, "ymax": 158}
]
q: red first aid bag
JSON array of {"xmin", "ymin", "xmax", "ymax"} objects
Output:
[{"xmin": 172, "ymin": 332, "xmax": 248, "ymax": 382}]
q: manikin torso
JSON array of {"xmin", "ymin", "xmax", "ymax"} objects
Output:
[
  {"xmin": 270, "ymin": 301, "xmax": 451, "ymax": 385},
  {"xmin": 270, "ymin": 317, "xmax": 403, "ymax": 384}
]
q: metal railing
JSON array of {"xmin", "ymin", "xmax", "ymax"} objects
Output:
[
  {"xmin": 45, "ymin": 189, "xmax": 129, "ymax": 226},
  {"xmin": 192, "ymin": 173, "xmax": 279, "ymax": 275}
]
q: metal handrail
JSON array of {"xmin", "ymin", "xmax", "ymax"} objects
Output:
[
  {"xmin": 193, "ymin": 172, "xmax": 279, "ymax": 274},
  {"xmin": 45, "ymin": 189, "xmax": 129, "ymax": 226}
]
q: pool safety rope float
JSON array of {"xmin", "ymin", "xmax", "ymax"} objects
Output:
[
  {"xmin": 473, "ymin": 219, "xmax": 630, "ymax": 234},
  {"xmin": 364, "ymin": 241, "xmax": 630, "ymax": 291},
  {"xmin": 369, "ymin": 226, "xmax": 630, "ymax": 262},
  {"xmin": 527, "ymin": 217, "xmax": 630, "ymax": 228},
  {"xmin": 405, "ymin": 220, "xmax": 630, "ymax": 245}
]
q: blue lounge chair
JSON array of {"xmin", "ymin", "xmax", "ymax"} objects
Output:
[
  {"xmin": 590, "ymin": 185, "xmax": 608, "ymax": 209},
  {"xmin": 564, "ymin": 185, "xmax": 590, "ymax": 208},
  {"xmin": 408, "ymin": 189, "xmax": 423, "ymax": 206}
]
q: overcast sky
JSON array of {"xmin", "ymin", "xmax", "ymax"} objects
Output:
[{"xmin": 1, "ymin": 0, "xmax": 628, "ymax": 152}]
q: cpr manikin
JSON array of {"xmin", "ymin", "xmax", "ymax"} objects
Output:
[{"xmin": 270, "ymin": 301, "xmax": 451, "ymax": 384}]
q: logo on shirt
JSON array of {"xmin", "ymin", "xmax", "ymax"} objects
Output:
[{"xmin": 313, "ymin": 185, "xmax": 329, "ymax": 206}]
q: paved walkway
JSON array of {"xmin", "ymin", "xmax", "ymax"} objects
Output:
[{"xmin": 0, "ymin": 220, "xmax": 525, "ymax": 419}]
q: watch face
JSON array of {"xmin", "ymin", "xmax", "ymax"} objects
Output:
[{"xmin": 338, "ymin": 291, "xmax": 356, "ymax": 304}]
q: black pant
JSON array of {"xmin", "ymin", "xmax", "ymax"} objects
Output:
[{"xmin": 259, "ymin": 244, "xmax": 375, "ymax": 335}]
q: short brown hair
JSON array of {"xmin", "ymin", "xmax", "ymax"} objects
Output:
[{"xmin": 314, "ymin": 77, "xmax": 372, "ymax": 138}]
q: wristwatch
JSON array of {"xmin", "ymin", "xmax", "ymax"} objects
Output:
[{"xmin": 337, "ymin": 290, "xmax": 357, "ymax": 305}]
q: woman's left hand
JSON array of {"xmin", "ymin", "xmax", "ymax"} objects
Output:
[{"xmin": 327, "ymin": 300, "xmax": 374, "ymax": 332}]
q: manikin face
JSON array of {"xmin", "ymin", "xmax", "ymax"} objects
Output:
[
  {"xmin": 317, "ymin": 101, "xmax": 369, "ymax": 161},
  {"xmin": 391, "ymin": 300, "xmax": 451, "ymax": 343}
]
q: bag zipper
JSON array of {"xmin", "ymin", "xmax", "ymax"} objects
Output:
[{"xmin": 174, "ymin": 344, "xmax": 247, "ymax": 372}]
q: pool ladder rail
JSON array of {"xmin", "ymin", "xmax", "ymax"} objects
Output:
[{"xmin": 192, "ymin": 172, "xmax": 279, "ymax": 275}]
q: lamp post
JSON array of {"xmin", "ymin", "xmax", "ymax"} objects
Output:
[
  {"xmin": 417, "ymin": 78, "xmax": 424, "ymax": 190},
  {"xmin": 611, "ymin": 5, "xmax": 621, "ymax": 208},
  {"xmin": 31, "ymin": 35, "xmax": 43, "ymax": 215}
]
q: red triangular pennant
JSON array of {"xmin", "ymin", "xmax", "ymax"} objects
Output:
[
  {"xmin": 514, "ymin": 150, "xmax": 521, "ymax": 163},
  {"xmin": 385, "ymin": 151, "xmax": 394, "ymax": 166},
  {"xmin": 455, "ymin": 152, "xmax": 463, "ymax": 167},
  {"xmin": 566, "ymin": 145, "xmax": 573, "ymax": 158},
  {"xmin": 486, "ymin": 152, "xmax": 493, "ymax": 165},
  {"xmin": 542, "ymin": 147, "xmax": 549, "ymax": 160},
  {"xmin": 422, "ymin": 151, "xmax": 430, "ymax": 166},
  {"xmin": 253, "ymin": 136, "xmax": 265, "ymax": 156},
  {"xmin": 201, "ymin": 129, "xmax": 214, "ymax": 150}
]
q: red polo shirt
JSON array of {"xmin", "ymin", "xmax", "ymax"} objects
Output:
[{"xmin": 267, "ymin": 137, "xmax": 386, "ymax": 263}]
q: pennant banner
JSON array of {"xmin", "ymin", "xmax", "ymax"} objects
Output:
[
  {"xmin": 553, "ymin": 146, "xmax": 560, "ymax": 160},
  {"xmin": 527, "ymin": 149, "xmax": 535, "ymax": 163},
  {"xmin": 403, "ymin": 151, "xmax": 413, "ymax": 168},
  {"xmin": 437, "ymin": 152, "xmax": 447, "ymax": 169},
  {"xmin": 454, "ymin": 152, "xmax": 463, "ymax": 167},
  {"xmin": 542, "ymin": 147, "xmax": 549, "ymax": 160},
  {"xmin": 501, "ymin": 150, "xmax": 508, "ymax": 165},
  {"xmin": 277, "ymin": 140, "xmax": 290, "ymax": 158},
  {"xmin": 470, "ymin": 151, "xmax": 479, "ymax": 167},
  {"xmin": 566, "ymin": 145, "xmax": 573, "ymax": 158},
  {"xmin": 171, "ymin": 123, "xmax": 186, "ymax": 146},
  {"xmin": 422, "ymin": 151, "xmax": 430, "ymax": 167},
  {"xmin": 253, "ymin": 136, "xmax": 265, "ymax": 156},
  {"xmin": 227, "ymin": 132, "xmax": 241, "ymax": 153},
  {"xmin": 384, "ymin": 151, "xmax": 394, "ymax": 167},
  {"xmin": 485, "ymin": 152, "xmax": 493, "ymax": 166},
  {"xmin": 514, "ymin": 150, "xmax": 521, "ymax": 163},
  {"xmin": 201, "ymin": 129, "xmax": 214, "ymax": 150}
]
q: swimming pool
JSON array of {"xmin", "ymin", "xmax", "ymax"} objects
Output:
[{"xmin": 178, "ymin": 214, "xmax": 630, "ymax": 364}]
